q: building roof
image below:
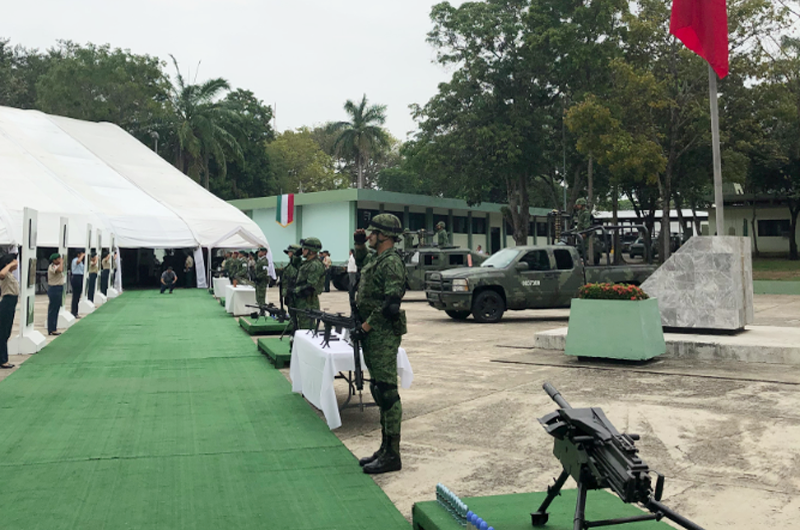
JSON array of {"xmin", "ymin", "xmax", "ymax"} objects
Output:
[{"xmin": 229, "ymin": 189, "xmax": 554, "ymax": 216}]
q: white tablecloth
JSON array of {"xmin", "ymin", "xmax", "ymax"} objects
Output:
[
  {"xmin": 289, "ymin": 329, "xmax": 413, "ymax": 429},
  {"xmin": 213, "ymin": 277, "xmax": 230, "ymax": 298},
  {"xmin": 224, "ymin": 285, "xmax": 256, "ymax": 316}
]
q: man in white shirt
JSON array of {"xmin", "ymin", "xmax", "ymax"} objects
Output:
[{"xmin": 347, "ymin": 249, "xmax": 358, "ymax": 289}]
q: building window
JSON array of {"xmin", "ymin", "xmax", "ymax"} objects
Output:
[
  {"xmin": 537, "ymin": 222, "xmax": 548, "ymax": 237},
  {"xmin": 358, "ymin": 209, "xmax": 379, "ymax": 229},
  {"xmin": 433, "ymin": 214, "xmax": 448, "ymax": 229},
  {"xmin": 408, "ymin": 212, "xmax": 426, "ymax": 231},
  {"xmin": 472, "ymin": 217, "xmax": 487, "ymax": 235},
  {"xmin": 758, "ymin": 219, "xmax": 791, "ymax": 237},
  {"xmin": 453, "ymin": 216, "xmax": 469, "ymax": 234}
]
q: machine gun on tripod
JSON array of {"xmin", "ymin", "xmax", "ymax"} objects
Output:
[
  {"xmin": 245, "ymin": 302, "xmax": 290, "ymax": 323},
  {"xmin": 531, "ymin": 383, "xmax": 705, "ymax": 530}
]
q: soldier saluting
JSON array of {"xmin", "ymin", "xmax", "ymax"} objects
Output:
[{"xmin": 352, "ymin": 214, "xmax": 407, "ymax": 474}]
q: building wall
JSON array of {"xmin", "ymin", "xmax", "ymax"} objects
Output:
[
  {"xmin": 300, "ymin": 201, "xmax": 352, "ymax": 262},
  {"xmin": 710, "ymin": 205, "xmax": 799, "ymax": 254},
  {"xmin": 252, "ymin": 206, "xmax": 299, "ymax": 263}
]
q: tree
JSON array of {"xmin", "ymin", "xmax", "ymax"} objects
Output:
[
  {"xmin": 210, "ymin": 89, "xmax": 276, "ymax": 199},
  {"xmin": 165, "ymin": 56, "xmax": 242, "ymax": 190},
  {"xmin": 328, "ymin": 95, "xmax": 390, "ymax": 189},
  {"xmin": 266, "ymin": 129, "xmax": 347, "ymax": 193},
  {"xmin": 35, "ymin": 41, "xmax": 170, "ymax": 137},
  {"xmin": 0, "ymin": 39, "xmax": 51, "ymax": 109}
]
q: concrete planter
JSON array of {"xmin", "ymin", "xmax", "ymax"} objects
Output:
[{"xmin": 565, "ymin": 298, "xmax": 665, "ymax": 360}]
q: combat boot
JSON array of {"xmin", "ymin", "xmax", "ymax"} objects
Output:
[
  {"xmin": 358, "ymin": 432, "xmax": 387, "ymax": 467},
  {"xmin": 362, "ymin": 435, "xmax": 401, "ymax": 474}
]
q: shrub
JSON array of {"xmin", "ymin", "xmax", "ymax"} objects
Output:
[{"xmin": 577, "ymin": 283, "xmax": 649, "ymax": 301}]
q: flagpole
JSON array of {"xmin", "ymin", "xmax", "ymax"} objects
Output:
[{"xmin": 708, "ymin": 64, "xmax": 725, "ymax": 234}]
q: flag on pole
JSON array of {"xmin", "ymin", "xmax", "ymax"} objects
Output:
[
  {"xmin": 276, "ymin": 194, "xmax": 295, "ymax": 227},
  {"xmin": 670, "ymin": 0, "xmax": 729, "ymax": 78}
]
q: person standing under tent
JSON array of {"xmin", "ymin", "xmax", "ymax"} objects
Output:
[
  {"xmin": 100, "ymin": 250, "xmax": 111, "ymax": 296},
  {"xmin": 0, "ymin": 253, "xmax": 20, "ymax": 369},
  {"xmin": 87, "ymin": 251, "xmax": 99, "ymax": 302},
  {"xmin": 70, "ymin": 249, "xmax": 85, "ymax": 317},
  {"xmin": 184, "ymin": 252, "xmax": 195, "ymax": 288},
  {"xmin": 47, "ymin": 254, "xmax": 65, "ymax": 336}
]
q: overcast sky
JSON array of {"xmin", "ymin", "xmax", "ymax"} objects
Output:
[{"xmin": 3, "ymin": 0, "xmax": 465, "ymax": 139}]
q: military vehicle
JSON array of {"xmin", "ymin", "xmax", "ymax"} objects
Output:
[
  {"xmin": 405, "ymin": 247, "xmax": 488, "ymax": 290},
  {"xmin": 425, "ymin": 245, "xmax": 658, "ymax": 323}
]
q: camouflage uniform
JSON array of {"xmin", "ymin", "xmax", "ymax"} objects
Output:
[
  {"xmin": 293, "ymin": 238, "xmax": 325, "ymax": 329},
  {"xmin": 254, "ymin": 249, "xmax": 271, "ymax": 305},
  {"xmin": 355, "ymin": 213, "xmax": 407, "ymax": 474},
  {"xmin": 574, "ymin": 199, "xmax": 593, "ymax": 261},
  {"xmin": 435, "ymin": 222, "xmax": 449, "ymax": 247}
]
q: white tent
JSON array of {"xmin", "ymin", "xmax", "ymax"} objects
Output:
[{"xmin": 0, "ymin": 106, "xmax": 268, "ymax": 253}]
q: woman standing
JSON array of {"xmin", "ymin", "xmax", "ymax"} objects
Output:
[{"xmin": 0, "ymin": 253, "xmax": 20, "ymax": 369}]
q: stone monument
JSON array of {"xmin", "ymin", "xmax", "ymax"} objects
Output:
[{"xmin": 641, "ymin": 236, "xmax": 754, "ymax": 330}]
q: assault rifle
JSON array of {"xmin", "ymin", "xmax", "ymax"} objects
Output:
[
  {"xmin": 246, "ymin": 302, "xmax": 290, "ymax": 323},
  {"xmin": 532, "ymin": 383, "xmax": 705, "ymax": 530}
]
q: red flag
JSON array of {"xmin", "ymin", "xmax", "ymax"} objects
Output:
[{"xmin": 670, "ymin": 0, "xmax": 729, "ymax": 78}]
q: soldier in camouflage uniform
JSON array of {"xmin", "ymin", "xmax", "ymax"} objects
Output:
[
  {"xmin": 352, "ymin": 213, "xmax": 407, "ymax": 474},
  {"xmin": 292, "ymin": 238, "xmax": 325, "ymax": 329},
  {"xmin": 254, "ymin": 247, "xmax": 271, "ymax": 305},
  {"xmin": 435, "ymin": 221, "xmax": 449, "ymax": 247},
  {"xmin": 281, "ymin": 244, "xmax": 302, "ymax": 305},
  {"xmin": 574, "ymin": 198, "xmax": 594, "ymax": 263}
]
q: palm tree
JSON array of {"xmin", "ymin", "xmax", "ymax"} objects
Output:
[
  {"xmin": 328, "ymin": 94, "xmax": 390, "ymax": 189},
  {"xmin": 167, "ymin": 56, "xmax": 242, "ymax": 189}
]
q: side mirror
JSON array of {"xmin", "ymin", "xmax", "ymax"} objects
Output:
[{"xmin": 515, "ymin": 262, "xmax": 529, "ymax": 272}]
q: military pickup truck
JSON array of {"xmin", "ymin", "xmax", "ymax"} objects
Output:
[
  {"xmin": 405, "ymin": 247, "xmax": 488, "ymax": 290},
  {"xmin": 425, "ymin": 245, "xmax": 657, "ymax": 323}
]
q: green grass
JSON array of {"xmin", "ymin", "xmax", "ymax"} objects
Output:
[
  {"xmin": 0, "ymin": 290, "xmax": 409, "ymax": 530},
  {"xmin": 752, "ymin": 257, "xmax": 800, "ymax": 281}
]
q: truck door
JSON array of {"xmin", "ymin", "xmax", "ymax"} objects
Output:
[
  {"xmin": 552, "ymin": 248, "xmax": 582, "ymax": 306},
  {"xmin": 518, "ymin": 249, "xmax": 559, "ymax": 308}
]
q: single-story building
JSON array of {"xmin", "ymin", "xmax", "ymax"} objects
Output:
[
  {"xmin": 229, "ymin": 189, "xmax": 555, "ymax": 264},
  {"xmin": 709, "ymin": 193, "xmax": 800, "ymax": 255}
]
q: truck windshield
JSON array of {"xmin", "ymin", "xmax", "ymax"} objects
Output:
[{"xmin": 480, "ymin": 248, "xmax": 520, "ymax": 268}]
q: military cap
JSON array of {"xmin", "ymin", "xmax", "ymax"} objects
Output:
[
  {"xmin": 49, "ymin": 253, "xmax": 61, "ymax": 262},
  {"xmin": 283, "ymin": 244, "xmax": 301, "ymax": 255},
  {"xmin": 368, "ymin": 213, "xmax": 403, "ymax": 237},
  {"xmin": 258, "ymin": 247, "xmax": 267, "ymax": 252},
  {"xmin": 301, "ymin": 237, "xmax": 322, "ymax": 251}
]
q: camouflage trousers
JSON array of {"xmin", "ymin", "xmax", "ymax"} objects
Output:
[
  {"xmin": 255, "ymin": 282, "xmax": 267, "ymax": 307},
  {"xmin": 293, "ymin": 294, "xmax": 320, "ymax": 329},
  {"xmin": 363, "ymin": 330, "xmax": 402, "ymax": 439}
]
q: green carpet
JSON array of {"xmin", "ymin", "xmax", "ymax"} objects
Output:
[
  {"xmin": 258, "ymin": 337, "xmax": 293, "ymax": 368},
  {"xmin": 753, "ymin": 280, "xmax": 800, "ymax": 295},
  {"xmin": 0, "ymin": 290, "xmax": 409, "ymax": 530},
  {"xmin": 413, "ymin": 490, "xmax": 678, "ymax": 530}
]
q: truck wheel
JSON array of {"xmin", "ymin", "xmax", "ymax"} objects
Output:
[
  {"xmin": 445, "ymin": 310, "xmax": 471, "ymax": 320},
  {"xmin": 472, "ymin": 290, "xmax": 505, "ymax": 323}
]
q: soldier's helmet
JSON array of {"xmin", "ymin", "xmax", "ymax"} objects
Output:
[
  {"xmin": 436, "ymin": 221, "xmax": 445, "ymax": 229},
  {"xmin": 284, "ymin": 244, "xmax": 301, "ymax": 255},
  {"xmin": 367, "ymin": 214, "xmax": 403, "ymax": 238},
  {"xmin": 575, "ymin": 198, "xmax": 587, "ymax": 206},
  {"xmin": 301, "ymin": 237, "xmax": 322, "ymax": 252}
]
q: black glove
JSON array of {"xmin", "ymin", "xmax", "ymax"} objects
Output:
[
  {"xmin": 350, "ymin": 327, "xmax": 367, "ymax": 342},
  {"xmin": 354, "ymin": 231, "xmax": 367, "ymax": 245}
]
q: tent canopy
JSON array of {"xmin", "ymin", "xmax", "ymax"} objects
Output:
[{"xmin": 0, "ymin": 106, "xmax": 268, "ymax": 251}]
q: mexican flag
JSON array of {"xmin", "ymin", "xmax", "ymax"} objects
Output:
[{"xmin": 276, "ymin": 194, "xmax": 294, "ymax": 227}]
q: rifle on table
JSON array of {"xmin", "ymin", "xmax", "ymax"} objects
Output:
[
  {"xmin": 245, "ymin": 303, "xmax": 290, "ymax": 323},
  {"xmin": 531, "ymin": 383, "xmax": 705, "ymax": 530},
  {"xmin": 291, "ymin": 292, "xmax": 365, "ymax": 409}
]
